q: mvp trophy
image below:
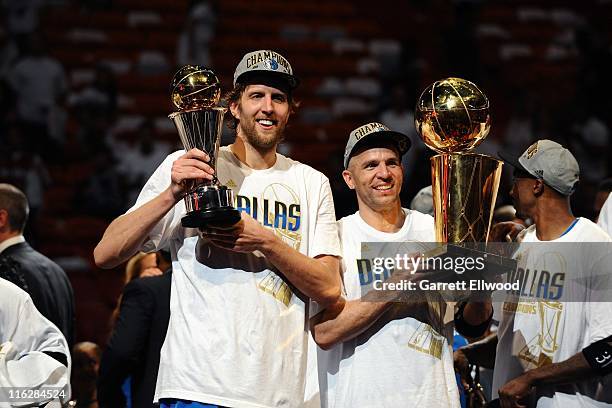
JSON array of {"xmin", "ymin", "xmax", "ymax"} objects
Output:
[
  {"xmin": 415, "ymin": 77, "xmax": 502, "ymax": 243},
  {"xmin": 169, "ymin": 65, "xmax": 241, "ymax": 228}
]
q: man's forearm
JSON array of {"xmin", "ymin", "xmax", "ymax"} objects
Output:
[
  {"xmin": 94, "ymin": 187, "xmax": 177, "ymax": 268},
  {"xmin": 312, "ymin": 271, "xmax": 416, "ymax": 349},
  {"xmin": 498, "ymin": 351, "xmax": 597, "ymax": 405},
  {"xmin": 312, "ymin": 298, "xmax": 392, "ymax": 350},
  {"xmin": 460, "ymin": 332, "xmax": 498, "ymax": 369},
  {"xmin": 525, "ymin": 352, "xmax": 594, "ymax": 387},
  {"xmin": 260, "ymin": 233, "xmax": 341, "ymax": 306}
]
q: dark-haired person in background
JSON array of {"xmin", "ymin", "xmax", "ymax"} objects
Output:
[
  {"xmin": 72, "ymin": 341, "xmax": 102, "ymax": 408},
  {"xmin": 0, "ymin": 183, "xmax": 75, "ymax": 347}
]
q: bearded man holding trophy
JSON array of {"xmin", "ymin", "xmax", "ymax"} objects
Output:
[{"xmin": 94, "ymin": 50, "xmax": 342, "ymax": 408}]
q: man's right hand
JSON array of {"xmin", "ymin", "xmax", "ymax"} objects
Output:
[
  {"xmin": 139, "ymin": 266, "xmax": 164, "ymax": 278},
  {"xmin": 170, "ymin": 148, "xmax": 215, "ymax": 200},
  {"xmin": 95, "ymin": 149, "xmax": 215, "ymax": 269},
  {"xmin": 454, "ymin": 348, "xmax": 472, "ymax": 391},
  {"xmin": 490, "ymin": 221, "xmax": 525, "ymax": 243}
]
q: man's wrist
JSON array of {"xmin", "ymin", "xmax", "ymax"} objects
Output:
[
  {"xmin": 165, "ymin": 185, "xmax": 182, "ymax": 204},
  {"xmin": 523, "ymin": 368, "xmax": 540, "ymax": 387},
  {"xmin": 259, "ymin": 227, "xmax": 280, "ymax": 255},
  {"xmin": 459, "ymin": 345, "xmax": 474, "ymax": 362}
]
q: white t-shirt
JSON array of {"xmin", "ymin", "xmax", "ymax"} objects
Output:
[
  {"xmin": 493, "ymin": 218, "xmax": 612, "ymax": 407},
  {"xmin": 597, "ymin": 195, "xmax": 611, "ymax": 237},
  {"xmin": 0, "ymin": 279, "xmax": 71, "ymax": 407},
  {"xmin": 131, "ymin": 147, "xmax": 341, "ymax": 408},
  {"xmin": 322, "ymin": 210, "xmax": 460, "ymax": 408},
  {"xmin": 117, "ymin": 141, "xmax": 172, "ymax": 204},
  {"xmin": 8, "ymin": 56, "xmax": 67, "ymax": 124}
]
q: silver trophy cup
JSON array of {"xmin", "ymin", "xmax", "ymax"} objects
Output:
[{"xmin": 168, "ymin": 65, "xmax": 241, "ymax": 228}]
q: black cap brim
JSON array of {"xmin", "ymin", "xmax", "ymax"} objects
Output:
[
  {"xmin": 347, "ymin": 131, "xmax": 412, "ymax": 168},
  {"xmin": 498, "ymin": 151, "xmax": 528, "ymax": 173},
  {"xmin": 380, "ymin": 130, "xmax": 412, "ymax": 155},
  {"xmin": 236, "ymin": 71, "xmax": 299, "ymax": 91}
]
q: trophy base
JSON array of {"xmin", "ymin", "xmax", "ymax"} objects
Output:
[
  {"xmin": 182, "ymin": 207, "xmax": 242, "ymax": 228},
  {"xmin": 182, "ymin": 184, "xmax": 241, "ymax": 228}
]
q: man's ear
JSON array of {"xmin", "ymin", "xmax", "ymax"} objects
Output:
[
  {"xmin": 229, "ymin": 101, "xmax": 240, "ymax": 120},
  {"xmin": 342, "ymin": 170, "xmax": 355, "ymax": 190},
  {"xmin": 533, "ymin": 179, "xmax": 545, "ymax": 196},
  {"xmin": 0, "ymin": 209, "xmax": 7, "ymax": 231}
]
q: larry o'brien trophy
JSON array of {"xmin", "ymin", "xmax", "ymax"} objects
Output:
[
  {"xmin": 413, "ymin": 78, "xmax": 516, "ymax": 296},
  {"xmin": 415, "ymin": 77, "xmax": 501, "ymax": 243},
  {"xmin": 169, "ymin": 65, "xmax": 241, "ymax": 228},
  {"xmin": 413, "ymin": 78, "xmax": 515, "ymax": 406}
]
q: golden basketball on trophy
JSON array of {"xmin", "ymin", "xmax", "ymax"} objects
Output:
[
  {"xmin": 171, "ymin": 65, "xmax": 221, "ymax": 110},
  {"xmin": 169, "ymin": 65, "xmax": 241, "ymax": 228},
  {"xmin": 415, "ymin": 78, "xmax": 502, "ymax": 243}
]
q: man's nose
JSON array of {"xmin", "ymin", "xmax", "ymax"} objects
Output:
[
  {"xmin": 377, "ymin": 164, "xmax": 391, "ymax": 178},
  {"xmin": 261, "ymin": 95, "xmax": 273, "ymax": 113}
]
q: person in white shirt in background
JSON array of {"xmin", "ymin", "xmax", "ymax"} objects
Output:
[
  {"xmin": 597, "ymin": 194, "xmax": 611, "ymax": 236},
  {"xmin": 594, "ymin": 179, "xmax": 612, "ymax": 231}
]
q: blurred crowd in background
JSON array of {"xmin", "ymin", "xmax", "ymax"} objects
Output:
[{"xmin": 1, "ymin": 0, "xmax": 612, "ymax": 406}]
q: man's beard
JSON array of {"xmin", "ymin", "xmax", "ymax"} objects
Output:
[{"xmin": 239, "ymin": 117, "xmax": 286, "ymax": 150}]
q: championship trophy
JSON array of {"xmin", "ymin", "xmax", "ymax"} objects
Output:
[
  {"xmin": 415, "ymin": 77, "xmax": 502, "ymax": 243},
  {"xmin": 413, "ymin": 78, "xmax": 515, "ymax": 304},
  {"xmin": 169, "ymin": 65, "xmax": 241, "ymax": 228}
]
